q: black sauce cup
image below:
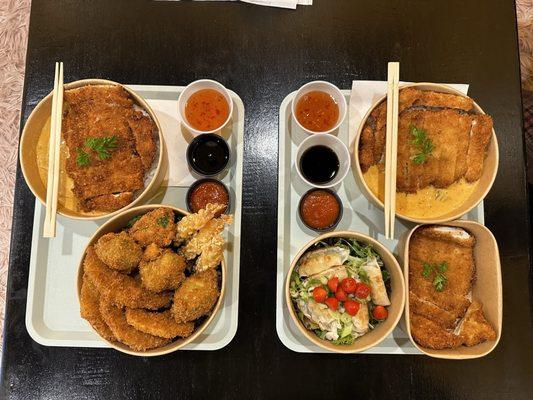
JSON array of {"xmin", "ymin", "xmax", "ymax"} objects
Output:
[
  {"xmin": 186, "ymin": 178, "xmax": 231, "ymax": 215},
  {"xmin": 186, "ymin": 133, "xmax": 230, "ymax": 176},
  {"xmin": 298, "ymin": 188, "xmax": 343, "ymax": 233}
]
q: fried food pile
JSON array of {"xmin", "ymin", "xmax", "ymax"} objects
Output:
[
  {"xmin": 80, "ymin": 204, "xmax": 232, "ymax": 351},
  {"xmin": 62, "ymin": 84, "xmax": 157, "ymax": 212},
  {"xmin": 359, "ymin": 88, "xmax": 493, "ymax": 193},
  {"xmin": 408, "ymin": 226, "xmax": 496, "ymax": 350}
]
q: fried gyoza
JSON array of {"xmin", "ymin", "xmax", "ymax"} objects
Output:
[
  {"xmin": 175, "ymin": 203, "xmax": 226, "ymax": 244},
  {"xmin": 129, "ymin": 207, "xmax": 175, "ymax": 247},
  {"xmin": 125, "ymin": 309, "xmax": 194, "ymax": 339},
  {"xmin": 172, "ymin": 269, "xmax": 220, "ymax": 323},
  {"xmin": 139, "ymin": 248, "xmax": 186, "ymax": 292},
  {"xmin": 84, "ymin": 246, "xmax": 172, "ymax": 310},
  {"xmin": 94, "ymin": 231, "xmax": 143, "ymax": 272},
  {"xmin": 99, "ymin": 299, "xmax": 170, "ymax": 351},
  {"xmin": 80, "ymin": 276, "xmax": 116, "ymax": 342}
]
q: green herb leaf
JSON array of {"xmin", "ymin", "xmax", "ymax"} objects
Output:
[
  {"xmin": 421, "ymin": 261, "xmax": 448, "ymax": 291},
  {"xmin": 157, "ymin": 215, "xmax": 170, "ymax": 228},
  {"xmin": 410, "ymin": 124, "xmax": 434, "ymax": 165},
  {"xmin": 438, "ymin": 262, "xmax": 448, "ymax": 273},
  {"xmin": 76, "ymin": 148, "xmax": 91, "ymax": 167},
  {"xmin": 422, "ymin": 263, "xmax": 432, "ymax": 278},
  {"xmin": 433, "ymin": 274, "xmax": 448, "ymax": 292},
  {"xmin": 126, "ymin": 215, "xmax": 142, "ymax": 228},
  {"xmin": 85, "ymin": 136, "xmax": 118, "ymax": 160}
]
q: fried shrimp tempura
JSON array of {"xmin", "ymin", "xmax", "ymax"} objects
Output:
[
  {"xmin": 99, "ymin": 299, "xmax": 170, "ymax": 351},
  {"xmin": 171, "ymin": 269, "xmax": 220, "ymax": 323},
  {"xmin": 80, "ymin": 276, "xmax": 116, "ymax": 342},
  {"xmin": 84, "ymin": 246, "xmax": 172, "ymax": 310},
  {"xmin": 129, "ymin": 207, "xmax": 175, "ymax": 247},
  {"xmin": 125, "ymin": 309, "xmax": 194, "ymax": 339},
  {"xmin": 139, "ymin": 249, "xmax": 186, "ymax": 292},
  {"xmin": 175, "ymin": 203, "xmax": 226, "ymax": 244},
  {"xmin": 182, "ymin": 215, "xmax": 232, "ymax": 260},
  {"xmin": 94, "ymin": 231, "xmax": 142, "ymax": 272}
]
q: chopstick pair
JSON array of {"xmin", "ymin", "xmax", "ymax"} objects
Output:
[
  {"xmin": 384, "ymin": 62, "xmax": 400, "ymax": 240},
  {"xmin": 43, "ymin": 62, "xmax": 64, "ymax": 238}
]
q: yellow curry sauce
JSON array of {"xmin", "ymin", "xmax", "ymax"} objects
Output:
[{"xmin": 363, "ymin": 165, "xmax": 478, "ymax": 219}]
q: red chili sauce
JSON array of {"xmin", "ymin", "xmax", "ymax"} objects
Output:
[
  {"xmin": 295, "ymin": 90, "xmax": 339, "ymax": 132},
  {"xmin": 189, "ymin": 181, "xmax": 229, "ymax": 216},
  {"xmin": 185, "ymin": 89, "xmax": 230, "ymax": 131},
  {"xmin": 300, "ymin": 190, "xmax": 341, "ymax": 230}
]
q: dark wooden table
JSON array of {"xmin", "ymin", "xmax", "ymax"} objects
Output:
[{"xmin": 2, "ymin": 0, "xmax": 531, "ymax": 399}]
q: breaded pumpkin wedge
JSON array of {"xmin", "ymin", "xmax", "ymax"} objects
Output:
[{"xmin": 125, "ymin": 309, "xmax": 194, "ymax": 339}]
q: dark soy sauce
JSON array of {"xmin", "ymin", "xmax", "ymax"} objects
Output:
[
  {"xmin": 300, "ymin": 145, "xmax": 339, "ymax": 184},
  {"xmin": 187, "ymin": 134, "xmax": 230, "ymax": 175}
]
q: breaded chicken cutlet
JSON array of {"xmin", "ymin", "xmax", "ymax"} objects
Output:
[
  {"xmin": 129, "ymin": 207, "xmax": 175, "ymax": 247},
  {"xmin": 139, "ymin": 248, "xmax": 186, "ymax": 292},
  {"xmin": 125, "ymin": 309, "xmax": 194, "ymax": 339},
  {"xmin": 80, "ymin": 276, "xmax": 116, "ymax": 342},
  {"xmin": 172, "ymin": 269, "xmax": 220, "ymax": 323},
  {"xmin": 359, "ymin": 88, "xmax": 492, "ymax": 193},
  {"xmin": 62, "ymin": 84, "xmax": 157, "ymax": 212},
  {"xmin": 408, "ymin": 226, "xmax": 496, "ymax": 350}
]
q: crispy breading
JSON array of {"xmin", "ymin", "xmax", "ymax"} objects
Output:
[
  {"xmin": 139, "ymin": 249, "xmax": 186, "ymax": 292},
  {"xmin": 410, "ymin": 314, "xmax": 463, "ymax": 350},
  {"xmin": 62, "ymin": 84, "xmax": 156, "ymax": 212},
  {"xmin": 195, "ymin": 235, "xmax": 225, "ymax": 272},
  {"xmin": 143, "ymin": 243, "xmax": 163, "ymax": 262},
  {"xmin": 457, "ymin": 300, "xmax": 496, "ymax": 346},
  {"xmin": 83, "ymin": 246, "xmax": 172, "ymax": 310},
  {"xmin": 94, "ymin": 231, "xmax": 143, "ymax": 272},
  {"xmin": 358, "ymin": 88, "xmax": 492, "ymax": 193},
  {"xmin": 175, "ymin": 203, "xmax": 226, "ymax": 244},
  {"xmin": 171, "ymin": 269, "xmax": 219, "ymax": 323},
  {"xmin": 129, "ymin": 207, "xmax": 176, "ymax": 247},
  {"xmin": 99, "ymin": 299, "xmax": 170, "ymax": 351},
  {"xmin": 125, "ymin": 309, "xmax": 194, "ymax": 339},
  {"xmin": 182, "ymin": 215, "xmax": 232, "ymax": 260},
  {"xmin": 80, "ymin": 276, "xmax": 116, "ymax": 342},
  {"xmin": 409, "ymin": 291, "xmax": 458, "ymax": 329}
]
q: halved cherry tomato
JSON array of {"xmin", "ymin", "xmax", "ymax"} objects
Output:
[
  {"xmin": 355, "ymin": 282, "xmax": 371, "ymax": 299},
  {"xmin": 335, "ymin": 288, "xmax": 348, "ymax": 302},
  {"xmin": 327, "ymin": 277, "xmax": 339, "ymax": 293},
  {"xmin": 341, "ymin": 277, "xmax": 357, "ymax": 294},
  {"xmin": 312, "ymin": 286, "xmax": 328, "ymax": 303},
  {"xmin": 344, "ymin": 300, "xmax": 360, "ymax": 316},
  {"xmin": 372, "ymin": 305, "xmax": 388, "ymax": 320},
  {"xmin": 325, "ymin": 297, "xmax": 339, "ymax": 311}
]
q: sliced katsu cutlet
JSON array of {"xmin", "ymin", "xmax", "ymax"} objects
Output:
[
  {"xmin": 409, "ymin": 226, "xmax": 475, "ymax": 320},
  {"xmin": 358, "ymin": 88, "xmax": 474, "ymax": 172},
  {"xmin": 62, "ymin": 84, "xmax": 157, "ymax": 212}
]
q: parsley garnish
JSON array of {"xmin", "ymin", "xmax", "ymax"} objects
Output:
[
  {"xmin": 85, "ymin": 136, "xmax": 118, "ymax": 160},
  {"xmin": 76, "ymin": 148, "xmax": 91, "ymax": 167},
  {"xmin": 157, "ymin": 215, "xmax": 170, "ymax": 228},
  {"xmin": 422, "ymin": 261, "xmax": 448, "ymax": 292},
  {"xmin": 410, "ymin": 124, "xmax": 434, "ymax": 165},
  {"xmin": 126, "ymin": 215, "xmax": 142, "ymax": 228}
]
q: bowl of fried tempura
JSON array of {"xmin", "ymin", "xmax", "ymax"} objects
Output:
[
  {"xmin": 77, "ymin": 203, "xmax": 232, "ymax": 356},
  {"xmin": 354, "ymin": 82, "xmax": 499, "ymax": 224},
  {"xmin": 20, "ymin": 79, "xmax": 166, "ymax": 221}
]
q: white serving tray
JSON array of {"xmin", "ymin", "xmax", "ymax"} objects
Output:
[
  {"xmin": 276, "ymin": 88, "xmax": 484, "ymax": 354},
  {"xmin": 25, "ymin": 85, "xmax": 244, "ymax": 351}
]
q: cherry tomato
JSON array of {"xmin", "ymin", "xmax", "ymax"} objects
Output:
[
  {"xmin": 325, "ymin": 297, "xmax": 339, "ymax": 311},
  {"xmin": 372, "ymin": 305, "xmax": 388, "ymax": 320},
  {"xmin": 335, "ymin": 288, "xmax": 348, "ymax": 302},
  {"xmin": 327, "ymin": 277, "xmax": 339, "ymax": 293},
  {"xmin": 312, "ymin": 286, "xmax": 328, "ymax": 303},
  {"xmin": 355, "ymin": 282, "xmax": 371, "ymax": 299},
  {"xmin": 344, "ymin": 300, "xmax": 360, "ymax": 316},
  {"xmin": 341, "ymin": 278, "xmax": 357, "ymax": 294}
]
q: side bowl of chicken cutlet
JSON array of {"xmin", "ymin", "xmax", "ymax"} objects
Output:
[
  {"xmin": 76, "ymin": 204, "xmax": 227, "ymax": 357},
  {"xmin": 20, "ymin": 79, "xmax": 166, "ymax": 220},
  {"xmin": 353, "ymin": 82, "xmax": 499, "ymax": 224},
  {"xmin": 402, "ymin": 221, "xmax": 502, "ymax": 359}
]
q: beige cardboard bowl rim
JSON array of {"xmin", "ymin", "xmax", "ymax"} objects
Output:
[
  {"xmin": 76, "ymin": 204, "xmax": 226, "ymax": 357},
  {"xmin": 353, "ymin": 82, "xmax": 499, "ymax": 224},
  {"xmin": 285, "ymin": 230, "xmax": 405, "ymax": 354},
  {"xmin": 19, "ymin": 78, "xmax": 165, "ymax": 221},
  {"xmin": 402, "ymin": 220, "xmax": 502, "ymax": 359}
]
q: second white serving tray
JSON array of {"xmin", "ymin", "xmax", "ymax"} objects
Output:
[
  {"xmin": 25, "ymin": 85, "xmax": 244, "ymax": 351},
  {"xmin": 276, "ymin": 87, "xmax": 484, "ymax": 354}
]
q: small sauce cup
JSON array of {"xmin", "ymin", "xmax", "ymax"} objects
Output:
[
  {"xmin": 186, "ymin": 133, "xmax": 230, "ymax": 176},
  {"xmin": 186, "ymin": 178, "xmax": 231, "ymax": 215},
  {"xmin": 292, "ymin": 81, "xmax": 347, "ymax": 135},
  {"xmin": 298, "ymin": 188, "xmax": 343, "ymax": 232},
  {"xmin": 178, "ymin": 79, "xmax": 233, "ymax": 135}
]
